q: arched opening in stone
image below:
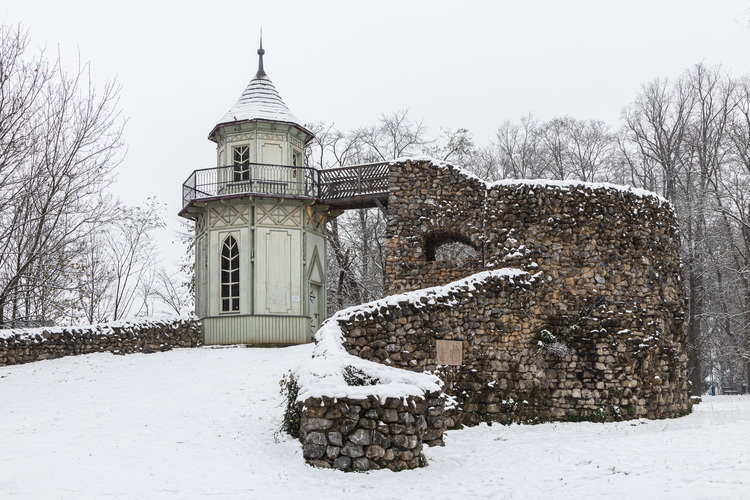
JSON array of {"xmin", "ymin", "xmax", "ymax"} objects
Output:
[{"xmin": 425, "ymin": 232, "xmax": 479, "ymax": 263}]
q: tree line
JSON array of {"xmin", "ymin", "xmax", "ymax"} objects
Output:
[
  {"xmin": 0, "ymin": 24, "xmax": 190, "ymax": 328},
  {"xmin": 308, "ymin": 64, "xmax": 750, "ymax": 395}
]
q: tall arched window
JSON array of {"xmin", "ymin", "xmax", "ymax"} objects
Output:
[
  {"xmin": 233, "ymin": 145, "xmax": 250, "ymax": 181},
  {"xmin": 221, "ymin": 235, "xmax": 240, "ymax": 312}
]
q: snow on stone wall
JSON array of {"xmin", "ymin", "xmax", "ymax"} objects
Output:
[
  {"xmin": 0, "ymin": 317, "xmax": 201, "ymax": 366},
  {"xmin": 342, "ymin": 269, "xmax": 689, "ymax": 425},
  {"xmin": 292, "ymin": 296, "xmax": 445, "ymax": 471},
  {"xmin": 293, "ymin": 159, "xmax": 690, "ymax": 471},
  {"xmin": 367, "ymin": 159, "xmax": 689, "ymax": 424},
  {"xmin": 385, "ymin": 159, "xmax": 679, "ymax": 297}
]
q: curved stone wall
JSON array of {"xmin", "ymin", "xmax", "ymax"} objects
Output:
[
  {"xmin": 291, "ymin": 309, "xmax": 444, "ymax": 471},
  {"xmin": 298, "ymin": 392, "xmax": 443, "ymax": 471},
  {"xmin": 342, "ymin": 269, "xmax": 689, "ymax": 425},
  {"xmin": 386, "ymin": 160, "xmax": 682, "ymax": 304},
  {"xmin": 351, "ymin": 159, "xmax": 690, "ymax": 424}
]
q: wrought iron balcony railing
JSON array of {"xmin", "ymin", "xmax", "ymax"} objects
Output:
[
  {"xmin": 181, "ymin": 163, "xmax": 319, "ymax": 209},
  {"xmin": 180, "ymin": 161, "xmax": 390, "ymax": 215}
]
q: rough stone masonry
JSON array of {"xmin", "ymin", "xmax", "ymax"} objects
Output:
[
  {"xmin": 0, "ymin": 317, "xmax": 201, "ymax": 366},
  {"xmin": 342, "ymin": 159, "xmax": 690, "ymax": 426}
]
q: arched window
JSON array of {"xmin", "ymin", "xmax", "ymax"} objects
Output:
[
  {"xmin": 233, "ymin": 145, "xmax": 250, "ymax": 182},
  {"xmin": 221, "ymin": 235, "xmax": 240, "ymax": 312},
  {"xmin": 425, "ymin": 232, "xmax": 479, "ymax": 264}
]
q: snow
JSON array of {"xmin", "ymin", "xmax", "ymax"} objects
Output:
[
  {"xmin": 0, "ymin": 315, "xmax": 193, "ymax": 340},
  {"xmin": 325, "ymin": 268, "xmax": 533, "ymax": 320},
  {"xmin": 488, "ymin": 178, "xmax": 669, "ymax": 205},
  {"xmin": 296, "ymin": 318, "xmax": 442, "ymax": 401},
  {"xmin": 2, "ymin": 346, "xmax": 748, "ymax": 499},
  {"xmin": 213, "ymin": 74, "xmax": 310, "ymax": 135}
]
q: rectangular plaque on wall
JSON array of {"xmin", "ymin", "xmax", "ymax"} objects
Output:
[{"xmin": 436, "ymin": 340, "xmax": 463, "ymax": 366}]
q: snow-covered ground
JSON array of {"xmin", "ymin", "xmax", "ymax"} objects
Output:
[{"xmin": 1, "ymin": 346, "xmax": 748, "ymax": 499}]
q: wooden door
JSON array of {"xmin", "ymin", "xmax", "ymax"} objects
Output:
[{"xmin": 255, "ymin": 227, "xmax": 301, "ymax": 315}]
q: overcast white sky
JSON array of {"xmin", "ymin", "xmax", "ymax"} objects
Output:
[{"xmin": 3, "ymin": 0, "xmax": 750, "ymax": 270}]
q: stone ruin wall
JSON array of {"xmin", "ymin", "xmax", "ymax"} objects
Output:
[
  {"xmin": 0, "ymin": 317, "xmax": 202, "ymax": 366},
  {"xmin": 341, "ymin": 271, "xmax": 688, "ymax": 425},
  {"xmin": 297, "ymin": 391, "xmax": 444, "ymax": 471},
  {"xmin": 385, "ymin": 161, "xmax": 486, "ymax": 293},
  {"xmin": 343, "ymin": 159, "xmax": 690, "ymax": 425}
]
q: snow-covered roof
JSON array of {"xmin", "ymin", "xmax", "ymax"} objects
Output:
[
  {"xmin": 210, "ymin": 75, "xmax": 312, "ymax": 139},
  {"xmin": 209, "ymin": 42, "xmax": 313, "ymax": 142}
]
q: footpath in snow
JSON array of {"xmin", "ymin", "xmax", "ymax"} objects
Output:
[{"xmin": 1, "ymin": 346, "xmax": 748, "ymax": 499}]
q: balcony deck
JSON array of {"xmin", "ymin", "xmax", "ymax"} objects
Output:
[{"xmin": 179, "ymin": 162, "xmax": 390, "ymax": 218}]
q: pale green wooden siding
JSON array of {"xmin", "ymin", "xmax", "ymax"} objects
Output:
[
  {"xmin": 202, "ymin": 315, "xmax": 311, "ymax": 345},
  {"xmin": 193, "ymin": 120, "xmax": 324, "ymax": 346},
  {"xmin": 255, "ymin": 227, "xmax": 302, "ymax": 315},
  {"xmin": 195, "ymin": 235, "xmax": 207, "ymax": 317}
]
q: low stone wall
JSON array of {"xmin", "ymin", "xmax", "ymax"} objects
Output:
[
  {"xmin": 298, "ymin": 391, "xmax": 444, "ymax": 471},
  {"xmin": 292, "ymin": 307, "xmax": 444, "ymax": 471},
  {"xmin": 341, "ymin": 270, "xmax": 690, "ymax": 426},
  {"xmin": 0, "ymin": 317, "xmax": 202, "ymax": 366}
]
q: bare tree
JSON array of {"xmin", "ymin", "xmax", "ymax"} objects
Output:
[
  {"xmin": 0, "ymin": 23, "xmax": 124, "ymax": 327},
  {"xmin": 622, "ymin": 77, "xmax": 694, "ymax": 199},
  {"xmin": 537, "ymin": 117, "xmax": 571, "ymax": 180},
  {"xmin": 73, "ymin": 225, "xmax": 116, "ymax": 323},
  {"xmin": 618, "ymin": 63, "xmax": 750, "ymax": 394},
  {"xmin": 564, "ymin": 119, "xmax": 615, "ymax": 182},
  {"xmin": 308, "ymin": 112, "xmax": 428, "ymax": 312},
  {"xmin": 107, "ymin": 199, "xmax": 165, "ymax": 320},
  {"xmin": 71, "ymin": 199, "xmax": 166, "ymax": 322},
  {"xmin": 307, "ymin": 121, "xmax": 377, "ymax": 312},
  {"xmin": 718, "ymin": 76, "xmax": 750, "ymax": 386},
  {"xmin": 494, "ymin": 115, "xmax": 544, "ymax": 179},
  {"xmin": 359, "ymin": 109, "xmax": 429, "ymax": 161},
  {"xmin": 424, "ymin": 127, "xmax": 476, "ymax": 165},
  {"xmin": 680, "ymin": 64, "xmax": 737, "ymax": 395},
  {"xmin": 467, "ymin": 144, "xmax": 504, "ymax": 182}
]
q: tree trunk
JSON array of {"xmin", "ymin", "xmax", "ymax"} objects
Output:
[{"xmin": 686, "ymin": 262, "xmax": 704, "ymax": 396}]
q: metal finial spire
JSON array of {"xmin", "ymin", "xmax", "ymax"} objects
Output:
[{"xmin": 256, "ymin": 31, "xmax": 266, "ymax": 77}]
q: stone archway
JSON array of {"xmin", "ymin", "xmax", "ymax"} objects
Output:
[{"xmin": 424, "ymin": 231, "xmax": 480, "ymax": 263}]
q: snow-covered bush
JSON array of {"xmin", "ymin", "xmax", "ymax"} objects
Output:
[{"xmin": 537, "ymin": 329, "xmax": 572, "ymax": 359}]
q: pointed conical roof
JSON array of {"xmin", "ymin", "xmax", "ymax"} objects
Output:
[{"xmin": 208, "ymin": 40, "xmax": 313, "ymax": 142}]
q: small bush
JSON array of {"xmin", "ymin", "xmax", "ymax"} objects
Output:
[
  {"xmin": 279, "ymin": 371, "xmax": 301, "ymax": 438},
  {"xmin": 342, "ymin": 365, "xmax": 379, "ymax": 386},
  {"xmin": 539, "ymin": 329, "xmax": 557, "ymax": 344},
  {"xmin": 537, "ymin": 329, "xmax": 572, "ymax": 359}
]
